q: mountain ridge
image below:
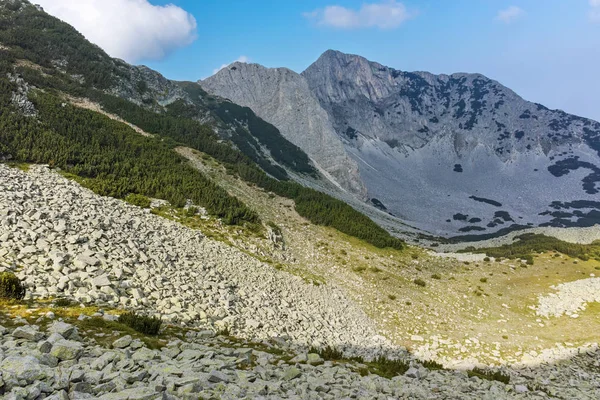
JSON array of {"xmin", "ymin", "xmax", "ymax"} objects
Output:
[{"xmin": 203, "ymin": 48, "xmax": 600, "ymax": 238}]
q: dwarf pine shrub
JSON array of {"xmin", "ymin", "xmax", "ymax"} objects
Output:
[
  {"xmin": 0, "ymin": 272, "xmax": 25, "ymax": 300},
  {"xmin": 118, "ymin": 312, "xmax": 162, "ymax": 335}
]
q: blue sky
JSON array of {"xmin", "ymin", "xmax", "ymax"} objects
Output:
[{"xmin": 38, "ymin": 0, "xmax": 600, "ymax": 121}]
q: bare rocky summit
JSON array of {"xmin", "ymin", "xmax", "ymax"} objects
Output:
[{"xmin": 200, "ymin": 63, "xmax": 366, "ymax": 198}]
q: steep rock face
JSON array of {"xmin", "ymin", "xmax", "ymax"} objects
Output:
[
  {"xmin": 301, "ymin": 50, "xmax": 600, "ymax": 236},
  {"xmin": 200, "ymin": 62, "xmax": 366, "ymax": 198}
]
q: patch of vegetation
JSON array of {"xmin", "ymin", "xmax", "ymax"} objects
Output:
[
  {"xmin": 211, "ymin": 101, "xmax": 316, "ymax": 177},
  {"xmin": 0, "ymin": 272, "xmax": 25, "ymax": 300},
  {"xmin": 310, "ymin": 345, "xmax": 344, "ymax": 361},
  {"xmin": 125, "ymin": 193, "xmax": 151, "ymax": 209},
  {"xmin": 467, "ymin": 367, "xmax": 510, "ymax": 384},
  {"xmin": 469, "ymin": 196, "xmax": 502, "ymax": 207},
  {"xmin": 413, "ymin": 278, "xmax": 426, "ymax": 287},
  {"xmin": 422, "ymin": 360, "xmax": 445, "ymax": 370},
  {"xmin": 54, "ymin": 298, "xmax": 73, "ymax": 307},
  {"xmin": 431, "ymin": 274, "xmax": 441, "ymax": 280},
  {"xmin": 367, "ymin": 356, "xmax": 410, "ymax": 378},
  {"xmin": 7, "ymin": 162, "xmax": 30, "ymax": 172},
  {"xmin": 0, "ymin": 87, "xmax": 257, "ymax": 225},
  {"xmin": 462, "ymin": 234, "xmax": 600, "ymax": 262},
  {"xmin": 266, "ymin": 221, "xmax": 282, "ymax": 236},
  {"xmin": 118, "ymin": 312, "xmax": 162, "ymax": 336}
]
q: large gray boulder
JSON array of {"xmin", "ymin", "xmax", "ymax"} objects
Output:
[{"xmin": 0, "ymin": 355, "xmax": 54, "ymax": 384}]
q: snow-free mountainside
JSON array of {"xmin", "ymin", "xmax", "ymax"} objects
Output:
[
  {"xmin": 202, "ymin": 50, "xmax": 600, "ymax": 239},
  {"xmin": 0, "ymin": 0, "xmax": 600, "ymax": 399}
]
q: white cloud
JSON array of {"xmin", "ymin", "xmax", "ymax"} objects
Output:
[
  {"xmin": 304, "ymin": 1, "xmax": 411, "ymax": 30},
  {"xmin": 590, "ymin": 0, "xmax": 600, "ymax": 22},
  {"xmin": 212, "ymin": 56, "xmax": 250, "ymax": 75},
  {"xmin": 34, "ymin": 0, "xmax": 197, "ymax": 63},
  {"xmin": 496, "ymin": 6, "xmax": 525, "ymax": 24}
]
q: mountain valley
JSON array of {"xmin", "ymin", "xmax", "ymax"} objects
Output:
[{"xmin": 0, "ymin": 0, "xmax": 599, "ymax": 398}]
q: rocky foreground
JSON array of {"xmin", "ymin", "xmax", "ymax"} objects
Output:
[
  {"xmin": 2, "ymin": 317, "xmax": 597, "ymax": 400},
  {"xmin": 1, "ymin": 164, "xmax": 600, "ymax": 399}
]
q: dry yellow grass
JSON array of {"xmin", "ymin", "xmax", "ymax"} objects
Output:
[{"xmin": 176, "ymin": 148, "xmax": 600, "ymax": 366}]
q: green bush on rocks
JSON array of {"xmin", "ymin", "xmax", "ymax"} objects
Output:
[
  {"xmin": 467, "ymin": 367, "xmax": 510, "ymax": 384},
  {"xmin": 118, "ymin": 312, "xmax": 162, "ymax": 335},
  {"xmin": 0, "ymin": 272, "xmax": 25, "ymax": 300},
  {"xmin": 125, "ymin": 194, "xmax": 152, "ymax": 208},
  {"xmin": 413, "ymin": 279, "xmax": 426, "ymax": 287}
]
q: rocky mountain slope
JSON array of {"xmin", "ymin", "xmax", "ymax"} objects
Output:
[
  {"xmin": 2, "ymin": 164, "xmax": 600, "ymax": 399},
  {"xmin": 203, "ymin": 50, "xmax": 600, "ymax": 238},
  {"xmin": 0, "ymin": 165, "xmax": 381, "ymax": 348}
]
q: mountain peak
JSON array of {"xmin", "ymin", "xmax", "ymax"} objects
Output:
[{"xmin": 310, "ymin": 49, "xmax": 372, "ymax": 71}]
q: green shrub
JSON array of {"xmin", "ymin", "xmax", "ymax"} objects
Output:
[
  {"xmin": 310, "ymin": 345, "xmax": 344, "ymax": 361},
  {"xmin": 125, "ymin": 194, "xmax": 151, "ymax": 208},
  {"xmin": 431, "ymin": 274, "xmax": 441, "ymax": 280},
  {"xmin": 467, "ymin": 367, "xmax": 510, "ymax": 384},
  {"xmin": 422, "ymin": 360, "xmax": 444, "ymax": 370},
  {"xmin": 388, "ymin": 294, "xmax": 397, "ymax": 300},
  {"xmin": 483, "ymin": 257, "xmax": 490, "ymax": 262},
  {"xmin": 369, "ymin": 356, "xmax": 410, "ymax": 378},
  {"xmin": 267, "ymin": 221, "xmax": 282, "ymax": 236},
  {"xmin": 0, "ymin": 272, "xmax": 25, "ymax": 300},
  {"xmin": 480, "ymin": 278, "xmax": 488, "ymax": 283},
  {"xmin": 54, "ymin": 298, "xmax": 73, "ymax": 307},
  {"xmin": 524, "ymin": 255, "xmax": 534, "ymax": 265},
  {"xmin": 413, "ymin": 279, "xmax": 426, "ymax": 287},
  {"xmin": 118, "ymin": 312, "xmax": 162, "ymax": 335}
]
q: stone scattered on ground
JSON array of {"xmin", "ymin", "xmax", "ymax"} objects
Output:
[
  {"xmin": 0, "ymin": 320, "xmax": 597, "ymax": 399},
  {"xmin": 1, "ymin": 164, "xmax": 599, "ymax": 398}
]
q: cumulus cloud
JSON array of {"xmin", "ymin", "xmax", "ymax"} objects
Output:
[
  {"xmin": 496, "ymin": 6, "xmax": 525, "ymax": 24},
  {"xmin": 212, "ymin": 56, "xmax": 250, "ymax": 75},
  {"xmin": 590, "ymin": 0, "xmax": 600, "ymax": 22},
  {"xmin": 304, "ymin": 1, "xmax": 411, "ymax": 30},
  {"xmin": 35, "ymin": 0, "xmax": 197, "ymax": 63}
]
